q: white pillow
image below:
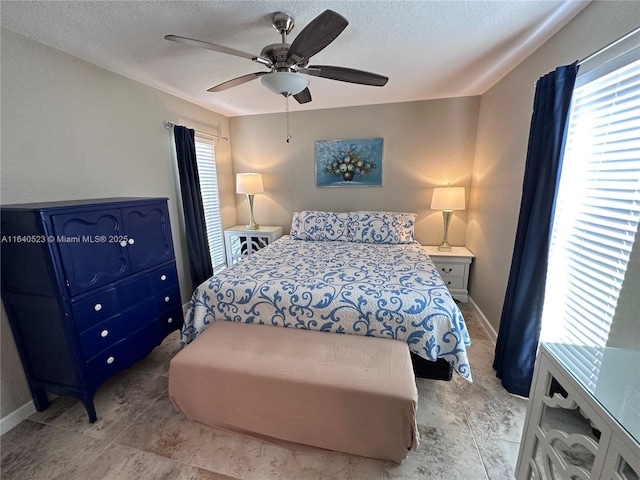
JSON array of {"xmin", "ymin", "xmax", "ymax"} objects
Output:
[
  {"xmin": 348, "ymin": 211, "xmax": 417, "ymax": 244},
  {"xmin": 290, "ymin": 211, "xmax": 350, "ymax": 241}
]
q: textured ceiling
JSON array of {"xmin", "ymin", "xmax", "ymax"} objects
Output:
[{"xmin": 0, "ymin": 1, "xmax": 589, "ymax": 117}]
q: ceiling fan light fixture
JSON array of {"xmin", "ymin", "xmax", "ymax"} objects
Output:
[{"xmin": 261, "ymin": 72, "xmax": 309, "ymax": 95}]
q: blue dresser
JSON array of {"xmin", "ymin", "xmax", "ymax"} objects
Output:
[{"xmin": 1, "ymin": 198, "xmax": 183, "ymax": 422}]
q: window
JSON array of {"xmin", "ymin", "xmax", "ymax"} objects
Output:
[
  {"xmin": 195, "ymin": 137, "xmax": 226, "ymax": 272},
  {"xmin": 541, "ymin": 50, "xmax": 640, "ymax": 387}
]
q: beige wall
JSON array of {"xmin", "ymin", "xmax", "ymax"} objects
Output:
[
  {"xmin": 466, "ymin": 1, "xmax": 640, "ymax": 333},
  {"xmin": 0, "ymin": 28, "xmax": 236, "ymax": 418},
  {"xmin": 229, "ymin": 97, "xmax": 480, "ymax": 247}
]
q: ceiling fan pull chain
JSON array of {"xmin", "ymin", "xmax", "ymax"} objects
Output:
[{"xmin": 285, "ymin": 96, "xmax": 292, "ymax": 143}]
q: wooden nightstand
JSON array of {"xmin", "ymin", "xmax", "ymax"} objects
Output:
[
  {"xmin": 422, "ymin": 246, "xmax": 475, "ymax": 302},
  {"xmin": 224, "ymin": 225, "xmax": 283, "ymax": 266}
]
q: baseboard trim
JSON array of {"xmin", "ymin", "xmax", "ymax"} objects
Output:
[
  {"xmin": 0, "ymin": 399, "xmax": 36, "ymax": 435},
  {"xmin": 468, "ymin": 296, "xmax": 498, "ymax": 343}
]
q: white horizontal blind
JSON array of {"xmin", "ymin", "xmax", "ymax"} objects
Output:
[
  {"xmin": 541, "ymin": 55, "xmax": 640, "ymax": 389},
  {"xmin": 195, "ymin": 138, "xmax": 226, "ymax": 272}
]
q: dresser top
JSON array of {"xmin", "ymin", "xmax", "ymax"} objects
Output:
[
  {"xmin": 422, "ymin": 245, "xmax": 475, "ymax": 258},
  {"xmin": 225, "ymin": 225, "xmax": 283, "ymax": 234},
  {"xmin": 1, "ymin": 197, "xmax": 169, "ymax": 211}
]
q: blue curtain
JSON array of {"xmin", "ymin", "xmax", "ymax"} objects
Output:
[
  {"xmin": 493, "ymin": 62, "xmax": 579, "ymax": 397},
  {"xmin": 173, "ymin": 126, "xmax": 213, "ymax": 289}
]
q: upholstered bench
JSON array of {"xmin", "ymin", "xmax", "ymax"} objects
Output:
[{"xmin": 168, "ymin": 321, "xmax": 419, "ymax": 463}]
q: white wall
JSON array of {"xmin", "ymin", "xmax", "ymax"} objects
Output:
[
  {"xmin": 466, "ymin": 1, "xmax": 640, "ymax": 333},
  {"xmin": 0, "ymin": 28, "xmax": 237, "ymax": 418},
  {"xmin": 229, "ymin": 97, "xmax": 480, "ymax": 247}
]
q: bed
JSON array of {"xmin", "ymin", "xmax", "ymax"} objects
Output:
[{"xmin": 180, "ymin": 210, "xmax": 472, "ymax": 381}]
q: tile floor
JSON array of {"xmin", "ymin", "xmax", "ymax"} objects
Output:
[{"xmin": 1, "ymin": 303, "xmax": 529, "ymax": 480}]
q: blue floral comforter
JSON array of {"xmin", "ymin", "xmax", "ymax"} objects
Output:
[{"xmin": 181, "ymin": 236, "xmax": 472, "ymax": 380}]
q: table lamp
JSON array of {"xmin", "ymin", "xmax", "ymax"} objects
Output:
[
  {"xmin": 236, "ymin": 173, "xmax": 264, "ymax": 230},
  {"xmin": 430, "ymin": 186, "xmax": 466, "ymax": 251}
]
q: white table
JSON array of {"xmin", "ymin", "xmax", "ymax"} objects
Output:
[
  {"xmin": 516, "ymin": 342, "xmax": 640, "ymax": 479},
  {"xmin": 224, "ymin": 225, "xmax": 283, "ymax": 266},
  {"xmin": 422, "ymin": 246, "xmax": 475, "ymax": 302}
]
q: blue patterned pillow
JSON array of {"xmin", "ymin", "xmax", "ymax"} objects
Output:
[
  {"xmin": 348, "ymin": 211, "xmax": 417, "ymax": 244},
  {"xmin": 290, "ymin": 211, "xmax": 350, "ymax": 241}
]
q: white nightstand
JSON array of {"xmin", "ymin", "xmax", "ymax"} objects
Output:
[
  {"xmin": 224, "ymin": 225, "xmax": 283, "ymax": 266},
  {"xmin": 422, "ymin": 246, "xmax": 475, "ymax": 302}
]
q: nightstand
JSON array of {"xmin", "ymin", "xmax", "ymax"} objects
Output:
[
  {"xmin": 224, "ymin": 225, "xmax": 283, "ymax": 266},
  {"xmin": 422, "ymin": 246, "xmax": 475, "ymax": 302}
]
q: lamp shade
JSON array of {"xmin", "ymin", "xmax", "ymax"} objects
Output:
[
  {"xmin": 430, "ymin": 187, "xmax": 466, "ymax": 211},
  {"xmin": 236, "ymin": 173, "xmax": 264, "ymax": 195},
  {"xmin": 261, "ymin": 72, "xmax": 309, "ymax": 95}
]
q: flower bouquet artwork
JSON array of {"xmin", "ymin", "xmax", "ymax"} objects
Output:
[{"xmin": 315, "ymin": 138, "xmax": 383, "ymax": 187}]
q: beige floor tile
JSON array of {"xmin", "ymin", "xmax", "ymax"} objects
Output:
[
  {"xmin": 474, "ymin": 436, "xmax": 521, "ymax": 480},
  {"xmin": 415, "ymin": 377, "xmax": 471, "ymax": 433},
  {"xmin": 279, "ymin": 450, "xmax": 387, "ymax": 480},
  {"xmin": 29, "ymin": 369, "xmax": 168, "ymax": 441},
  {"xmin": 0, "ymin": 420, "xmax": 108, "ymax": 480},
  {"xmin": 384, "ymin": 425, "xmax": 488, "ymax": 480},
  {"xmin": 115, "ymin": 392, "xmax": 221, "ymax": 464},
  {"xmin": 187, "ymin": 429, "xmax": 290, "ymax": 480},
  {"xmin": 70, "ymin": 443, "xmax": 183, "ymax": 480},
  {"xmin": 457, "ymin": 370, "xmax": 528, "ymax": 443},
  {"xmin": 176, "ymin": 465, "xmax": 242, "ymax": 480}
]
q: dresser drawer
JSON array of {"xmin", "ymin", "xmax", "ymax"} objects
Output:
[
  {"xmin": 78, "ymin": 301, "xmax": 155, "ymax": 359},
  {"xmin": 148, "ymin": 263, "xmax": 179, "ymax": 292},
  {"xmin": 158, "ymin": 305, "xmax": 183, "ymax": 339},
  {"xmin": 156, "ymin": 284, "xmax": 182, "ymax": 313},
  {"xmin": 71, "ymin": 273, "xmax": 152, "ymax": 330},
  {"xmin": 440, "ymin": 276, "xmax": 465, "ymax": 290},
  {"xmin": 71, "ymin": 264, "xmax": 178, "ymax": 331},
  {"xmin": 434, "ymin": 263, "xmax": 465, "ymax": 278},
  {"xmin": 85, "ymin": 320, "xmax": 159, "ymax": 388}
]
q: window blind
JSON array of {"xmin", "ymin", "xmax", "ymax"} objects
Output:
[
  {"xmin": 541, "ymin": 54, "xmax": 640, "ymax": 389},
  {"xmin": 195, "ymin": 138, "xmax": 226, "ymax": 272}
]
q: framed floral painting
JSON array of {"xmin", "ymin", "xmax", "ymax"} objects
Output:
[{"xmin": 315, "ymin": 138, "xmax": 383, "ymax": 187}]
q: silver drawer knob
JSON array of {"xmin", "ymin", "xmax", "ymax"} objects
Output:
[
  {"xmin": 94, "ymin": 303, "xmax": 102, "ymax": 312},
  {"xmin": 160, "ymin": 274, "xmax": 167, "ymax": 281},
  {"xmin": 106, "ymin": 356, "xmax": 115, "ymax": 364},
  {"xmin": 128, "ymin": 238, "xmax": 135, "ymax": 245},
  {"xmin": 164, "ymin": 296, "xmax": 170, "ymax": 303},
  {"xmin": 167, "ymin": 317, "xmax": 173, "ymax": 324},
  {"xmin": 100, "ymin": 329, "xmax": 109, "ymax": 338}
]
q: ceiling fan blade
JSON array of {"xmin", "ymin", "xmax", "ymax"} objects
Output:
[
  {"xmin": 293, "ymin": 88, "xmax": 312, "ymax": 104},
  {"xmin": 165, "ymin": 34, "xmax": 264, "ymax": 62},
  {"xmin": 287, "ymin": 10, "xmax": 348, "ymax": 64},
  {"xmin": 207, "ymin": 72, "xmax": 268, "ymax": 92},
  {"xmin": 301, "ymin": 65, "xmax": 388, "ymax": 86}
]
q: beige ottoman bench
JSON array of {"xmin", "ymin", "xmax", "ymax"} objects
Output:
[{"xmin": 168, "ymin": 321, "xmax": 419, "ymax": 463}]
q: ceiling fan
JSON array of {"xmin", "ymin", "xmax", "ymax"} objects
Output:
[{"xmin": 165, "ymin": 10, "xmax": 389, "ymax": 105}]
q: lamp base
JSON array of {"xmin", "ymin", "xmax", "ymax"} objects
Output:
[
  {"xmin": 245, "ymin": 224, "xmax": 259, "ymax": 230},
  {"xmin": 437, "ymin": 243, "xmax": 452, "ymax": 252},
  {"xmin": 438, "ymin": 211, "xmax": 453, "ymax": 252}
]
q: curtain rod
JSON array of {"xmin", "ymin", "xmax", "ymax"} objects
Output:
[
  {"xmin": 533, "ymin": 26, "xmax": 640, "ymax": 87},
  {"xmin": 578, "ymin": 25, "xmax": 640, "ymax": 66},
  {"xmin": 164, "ymin": 121, "xmax": 229, "ymax": 142}
]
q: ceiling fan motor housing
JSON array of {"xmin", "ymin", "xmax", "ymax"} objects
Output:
[{"xmin": 261, "ymin": 44, "xmax": 293, "ymax": 67}]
